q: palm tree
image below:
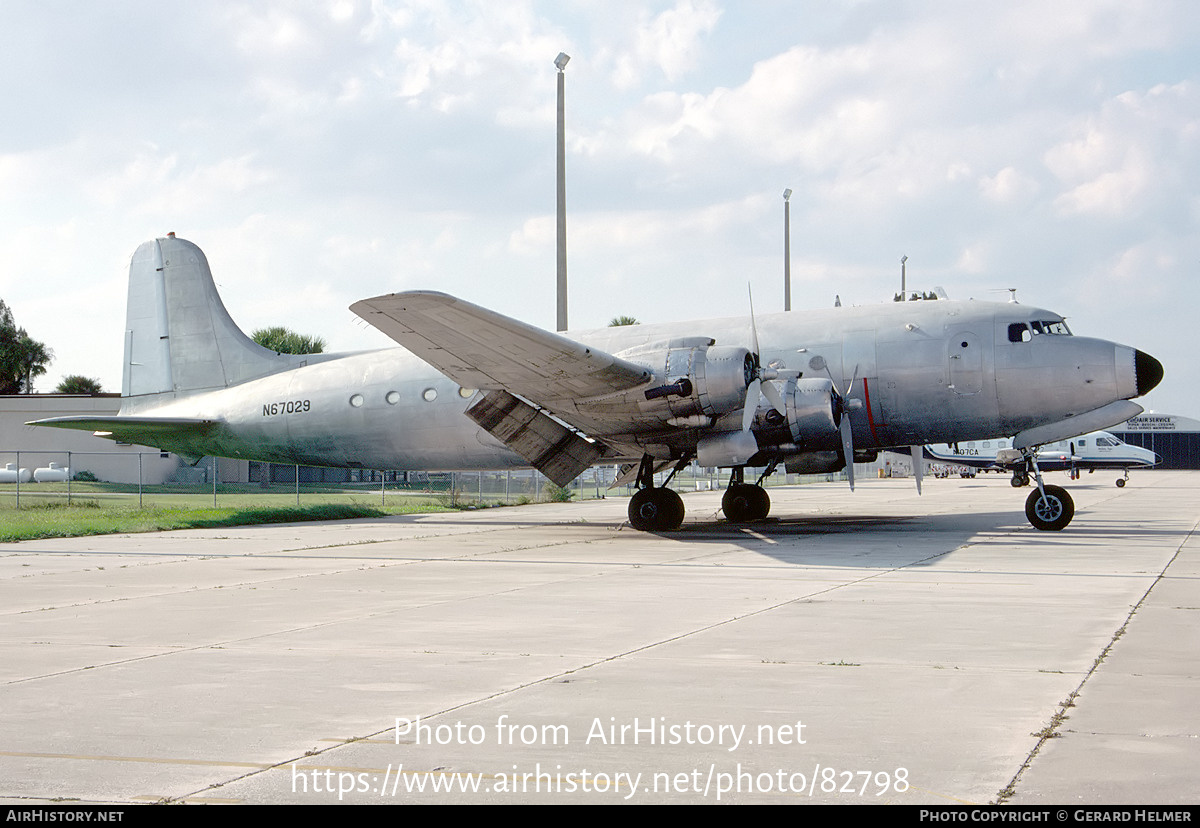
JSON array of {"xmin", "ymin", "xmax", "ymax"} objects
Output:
[
  {"xmin": 252, "ymin": 326, "xmax": 326, "ymax": 354},
  {"xmin": 55, "ymin": 375, "xmax": 104, "ymax": 394},
  {"xmin": 17, "ymin": 333, "xmax": 52, "ymax": 393},
  {"xmin": 608, "ymin": 315, "xmax": 640, "ymax": 327}
]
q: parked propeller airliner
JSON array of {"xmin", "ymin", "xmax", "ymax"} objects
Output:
[
  {"xmin": 31, "ymin": 235, "xmax": 1163, "ymax": 532},
  {"xmin": 925, "ymin": 430, "xmax": 1160, "ymax": 487}
]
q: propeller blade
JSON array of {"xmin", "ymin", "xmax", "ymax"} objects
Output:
[
  {"xmin": 747, "ymin": 285, "xmax": 760, "ymax": 357},
  {"xmin": 841, "ymin": 412, "xmax": 855, "ymax": 491},
  {"xmin": 761, "ymin": 378, "xmax": 786, "ymax": 416},
  {"xmin": 910, "ymin": 445, "xmax": 923, "ymax": 495},
  {"xmin": 742, "ymin": 378, "xmax": 761, "ymax": 431}
]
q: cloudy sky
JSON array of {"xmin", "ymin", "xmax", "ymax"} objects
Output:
[{"xmin": 1, "ymin": 1, "xmax": 1197, "ymax": 416}]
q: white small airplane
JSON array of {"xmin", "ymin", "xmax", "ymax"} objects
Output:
[
  {"xmin": 31, "ymin": 234, "xmax": 1164, "ymax": 533},
  {"xmin": 925, "ymin": 430, "xmax": 1160, "ymax": 487}
]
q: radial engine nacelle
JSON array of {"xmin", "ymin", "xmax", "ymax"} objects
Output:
[
  {"xmin": 628, "ymin": 338, "xmax": 754, "ymax": 421},
  {"xmin": 696, "ymin": 378, "xmax": 846, "ymax": 467}
]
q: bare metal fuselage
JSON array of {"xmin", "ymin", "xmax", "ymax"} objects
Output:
[{"xmin": 120, "ymin": 298, "xmax": 1145, "ymax": 472}]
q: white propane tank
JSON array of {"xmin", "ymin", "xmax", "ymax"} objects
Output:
[
  {"xmin": 33, "ymin": 462, "xmax": 70, "ymax": 483},
  {"xmin": 0, "ymin": 463, "xmax": 32, "ymax": 484}
]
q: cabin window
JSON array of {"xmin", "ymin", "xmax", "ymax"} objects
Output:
[
  {"xmin": 349, "ymin": 394, "xmax": 364, "ymax": 408},
  {"xmin": 458, "ymin": 387, "xmax": 475, "ymax": 399},
  {"xmin": 422, "ymin": 388, "xmax": 438, "ymax": 402},
  {"xmin": 385, "ymin": 391, "xmax": 400, "ymax": 405}
]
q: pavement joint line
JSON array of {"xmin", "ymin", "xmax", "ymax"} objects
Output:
[
  {"xmin": 994, "ymin": 511, "xmax": 1200, "ymax": 805},
  {"xmin": 173, "ymin": 538, "xmax": 976, "ymax": 802},
  {"xmin": 3, "ymin": 515, "xmax": 1040, "ymax": 688},
  {"xmin": 0, "ymin": 749, "xmax": 271, "ymax": 769}
]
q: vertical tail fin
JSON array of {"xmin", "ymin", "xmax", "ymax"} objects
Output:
[{"xmin": 122, "ymin": 235, "xmax": 308, "ymax": 399}]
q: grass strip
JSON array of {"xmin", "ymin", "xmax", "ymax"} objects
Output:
[{"xmin": 0, "ymin": 500, "xmax": 456, "ymax": 543}]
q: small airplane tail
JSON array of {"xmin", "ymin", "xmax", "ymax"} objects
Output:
[{"xmin": 121, "ymin": 234, "xmax": 312, "ymax": 401}]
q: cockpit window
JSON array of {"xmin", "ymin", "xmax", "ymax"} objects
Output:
[
  {"xmin": 1030, "ymin": 319, "xmax": 1071, "ymax": 336},
  {"xmin": 1009, "ymin": 320, "xmax": 1071, "ymax": 342}
]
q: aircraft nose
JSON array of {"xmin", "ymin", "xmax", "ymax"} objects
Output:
[{"xmin": 1135, "ymin": 350, "xmax": 1164, "ymax": 397}]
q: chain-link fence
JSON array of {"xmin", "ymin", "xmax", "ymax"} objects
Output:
[{"xmin": 1, "ymin": 448, "xmax": 852, "ymax": 511}]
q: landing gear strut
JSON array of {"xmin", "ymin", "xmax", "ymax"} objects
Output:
[
  {"xmin": 626, "ymin": 455, "xmax": 685, "ymax": 532},
  {"xmin": 721, "ymin": 464, "xmax": 772, "ymax": 523},
  {"xmin": 1022, "ymin": 450, "xmax": 1074, "ymax": 531}
]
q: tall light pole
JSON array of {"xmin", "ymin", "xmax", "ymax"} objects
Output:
[
  {"xmin": 555, "ymin": 52, "xmax": 570, "ymax": 331},
  {"xmin": 782, "ymin": 189, "xmax": 792, "ymax": 311}
]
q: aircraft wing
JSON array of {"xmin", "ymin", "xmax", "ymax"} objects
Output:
[{"xmin": 350, "ymin": 291, "xmax": 652, "ymax": 403}]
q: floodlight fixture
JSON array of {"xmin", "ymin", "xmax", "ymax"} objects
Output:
[{"xmin": 555, "ymin": 53, "xmax": 570, "ymax": 71}]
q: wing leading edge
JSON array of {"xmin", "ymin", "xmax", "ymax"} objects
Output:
[{"xmin": 350, "ymin": 291, "xmax": 651, "ymax": 403}]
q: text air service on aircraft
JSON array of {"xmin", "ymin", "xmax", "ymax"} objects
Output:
[{"xmin": 32, "ymin": 234, "xmax": 1163, "ymax": 533}]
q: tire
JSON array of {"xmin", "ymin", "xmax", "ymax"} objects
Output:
[
  {"xmin": 1116, "ymin": 478, "xmax": 1126, "ymax": 488},
  {"xmin": 1025, "ymin": 485, "xmax": 1074, "ymax": 531},
  {"xmin": 660, "ymin": 487, "xmax": 685, "ymax": 530},
  {"xmin": 750, "ymin": 486, "xmax": 771, "ymax": 520},
  {"xmin": 628, "ymin": 487, "xmax": 684, "ymax": 531},
  {"xmin": 723, "ymin": 484, "xmax": 769, "ymax": 522},
  {"xmin": 1011, "ymin": 472, "xmax": 1029, "ymax": 488},
  {"xmin": 722, "ymin": 484, "xmax": 755, "ymax": 523}
]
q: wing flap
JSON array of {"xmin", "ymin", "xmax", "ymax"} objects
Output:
[{"xmin": 350, "ymin": 291, "xmax": 651, "ymax": 403}]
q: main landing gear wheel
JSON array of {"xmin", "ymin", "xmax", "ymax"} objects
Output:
[
  {"xmin": 1116, "ymin": 478, "xmax": 1127, "ymax": 488},
  {"xmin": 1011, "ymin": 471, "xmax": 1030, "ymax": 488},
  {"xmin": 628, "ymin": 487, "xmax": 685, "ymax": 532},
  {"xmin": 722, "ymin": 483, "xmax": 770, "ymax": 523},
  {"xmin": 1025, "ymin": 485, "xmax": 1074, "ymax": 531}
]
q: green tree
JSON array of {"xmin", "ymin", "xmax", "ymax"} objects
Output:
[
  {"xmin": 251, "ymin": 326, "xmax": 326, "ymax": 354},
  {"xmin": 608, "ymin": 315, "xmax": 640, "ymax": 327},
  {"xmin": 0, "ymin": 299, "xmax": 53, "ymax": 393},
  {"xmin": 55, "ymin": 375, "xmax": 104, "ymax": 394}
]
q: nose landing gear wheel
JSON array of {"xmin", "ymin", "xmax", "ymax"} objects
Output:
[{"xmin": 1025, "ymin": 484, "xmax": 1074, "ymax": 531}]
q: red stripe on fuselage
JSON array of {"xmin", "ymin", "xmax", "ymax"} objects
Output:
[{"xmin": 862, "ymin": 377, "xmax": 880, "ymax": 445}]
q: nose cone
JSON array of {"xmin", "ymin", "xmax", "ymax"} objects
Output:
[{"xmin": 1135, "ymin": 350, "xmax": 1164, "ymax": 397}]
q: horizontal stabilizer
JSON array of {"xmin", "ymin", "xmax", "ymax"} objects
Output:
[
  {"xmin": 27, "ymin": 415, "xmax": 218, "ymax": 448},
  {"xmin": 465, "ymin": 391, "xmax": 604, "ymax": 487}
]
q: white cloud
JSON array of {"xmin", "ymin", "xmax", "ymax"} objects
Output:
[
  {"xmin": 611, "ymin": 0, "xmax": 722, "ymax": 89},
  {"xmin": 978, "ymin": 167, "xmax": 1039, "ymax": 204}
]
